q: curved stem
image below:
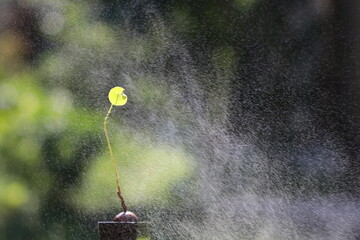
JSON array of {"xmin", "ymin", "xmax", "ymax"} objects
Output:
[{"xmin": 103, "ymin": 104, "xmax": 127, "ymax": 213}]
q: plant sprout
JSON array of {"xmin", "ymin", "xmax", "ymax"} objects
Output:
[{"xmin": 104, "ymin": 87, "xmax": 138, "ymax": 222}]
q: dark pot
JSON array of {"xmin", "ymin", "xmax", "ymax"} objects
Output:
[{"xmin": 98, "ymin": 222, "xmax": 149, "ymax": 240}]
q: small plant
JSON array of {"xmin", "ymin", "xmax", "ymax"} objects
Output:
[{"xmin": 104, "ymin": 86, "xmax": 138, "ymax": 222}]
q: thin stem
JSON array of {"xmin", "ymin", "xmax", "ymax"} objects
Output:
[{"xmin": 103, "ymin": 104, "xmax": 127, "ymax": 212}]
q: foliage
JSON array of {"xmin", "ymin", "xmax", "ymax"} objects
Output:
[{"xmin": 1, "ymin": 0, "xmax": 359, "ymax": 239}]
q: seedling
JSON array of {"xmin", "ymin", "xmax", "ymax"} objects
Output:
[{"xmin": 104, "ymin": 87, "xmax": 138, "ymax": 222}]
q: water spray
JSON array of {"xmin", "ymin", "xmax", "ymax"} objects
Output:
[{"xmin": 104, "ymin": 86, "xmax": 138, "ymax": 223}]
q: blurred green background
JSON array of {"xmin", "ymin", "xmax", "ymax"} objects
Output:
[
  {"xmin": 0, "ymin": 0, "xmax": 199, "ymax": 239},
  {"xmin": 1, "ymin": 0, "xmax": 360, "ymax": 239}
]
